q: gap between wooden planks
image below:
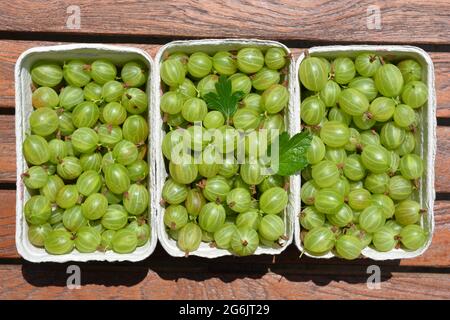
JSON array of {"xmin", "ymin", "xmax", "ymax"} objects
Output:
[
  {"xmin": 0, "ymin": 40, "xmax": 449, "ymax": 117},
  {"xmin": 0, "ymin": 188, "xmax": 449, "ymax": 266},
  {"xmin": 0, "ymin": 0, "xmax": 449, "ymax": 44},
  {"xmin": 0, "ymin": 263, "xmax": 449, "ymax": 299}
]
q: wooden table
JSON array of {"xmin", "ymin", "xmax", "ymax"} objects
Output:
[{"xmin": 0, "ymin": 0, "xmax": 449, "ymax": 300}]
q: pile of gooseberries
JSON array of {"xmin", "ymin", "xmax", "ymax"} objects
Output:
[
  {"xmin": 160, "ymin": 47, "xmax": 291, "ymax": 256},
  {"xmin": 24, "ymin": 58, "xmax": 151, "ymax": 255},
  {"xmin": 299, "ymin": 53, "xmax": 428, "ymax": 259}
]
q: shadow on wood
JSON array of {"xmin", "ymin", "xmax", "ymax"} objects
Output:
[{"xmin": 20, "ymin": 244, "xmax": 400, "ymax": 287}]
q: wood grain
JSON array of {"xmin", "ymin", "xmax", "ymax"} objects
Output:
[
  {"xmin": 0, "ymin": 41, "xmax": 449, "ymax": 117},
  {"xmin": 0, "ymin": 1, "xmax": 449, "ymax": 44},
  {"xmin": 1, "ymin": 184, "xmax": 449, "ymax": 266},
  {"xmin": 0, "ymin": 264, "xmax": 449, "ymax": 299}
]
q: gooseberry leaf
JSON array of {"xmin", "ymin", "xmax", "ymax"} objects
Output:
[
  {"xmin": 277, "ymin": 131, "xmax": 312, "ymax": 176},
  {"xmin": 203, "ymin": 75, "xmax": 244, "ymax": 119}
]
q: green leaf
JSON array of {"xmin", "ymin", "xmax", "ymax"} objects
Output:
[
  {"xmin": 276, "ymin": 131, "xmax": 312, "ymax": 176},
  {"xmin": 203, "ymin": 75, "xmax": 244, "ymax": 119}
]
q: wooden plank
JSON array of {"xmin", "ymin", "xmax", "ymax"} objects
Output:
[
  {"xmin": 1, "ymin": 183, "xmax": 449, "ymax": 267},
  {"xmin": 0, "ymin": 1, "xmax": 449, "ymax": 44},
  {"xmin": 0, "ymin": 263, "xmax": 448, "ymax": 299},
  {"xmin": 0, "ymin": 40, "xmax": 449, "ymax": 117}
]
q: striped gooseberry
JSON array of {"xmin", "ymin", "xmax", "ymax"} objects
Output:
[
  {"xmin": 301, "ymin": 96, "xmax": 326, "ymax": 125},
  {"xmin": 44, "ymin": 229, "xmax": 74, "ymax": 255},
  {"xmin": 57, "ymin": 156, "xmax": 82, "ymax": 180},
  {"xmin": 122, "ymin": 88, "xmax": 148, "ymax": 114},
  {"xmin": 251, "ymin": 67, "xmax": 280, "ymax": 91},
  {"xmin": 199, "ymin": 202, "xmax": 226, "ymax": 233},
  {"xmin": 327, "ymin": 203, "xmax": 353, "ymax": 228},
  {"xmin": 22, "ymin": 166, "xmax": 48, "ymax": 189},
  {"xmin": 25, "ymin": 195, "xmax": 52, "ymax": 225},
  {"xmin": 397, "ymin": 59, "xmax": 422, "ymax": 83},
  {"xmin": 371, "ymin": 194, "xmax": 395, "ymax": 219},
  {"xmin": 359, "ymin": 205, "xmax": 385, "ymax": 233},
  {"xmin": 40, "ymin": 175, "xmax": 64, "ymax": 203},
  {"xmin": 380, "ymin": 121, "xmax": 406, "ymax": 149},
  {"xmin": 177, "ymin": 222, "xmax": 202, "ymax": 255},
  {"xmin": 212, "ymin": 51, "xmax": 237, "ymax": 76},
  {"xmin": 121, "ymin": 60, "xmax": 147, "ymax": 87},
  {"xmin": 374, "ymin": 63, "xmax": 404, "ymax": 97},
  {"xmin": 361, "ymin": 144, "xmax": 390, "ymax": 174},
  {"xmin": 264, "ymin": 47, "xmax": 286, "ymax": 70},
  {"xmin": 355, "ymin": 53, "xmax": 381, "ymax": 77},
  {"xmin": 197, "ymin": 74, "xmax": 219, "ymax": 97},
  {"xmin": 320, "ymin": 120, "xmax": 350, "ymax": 147},
  {"xmin": 319, "ymin": 80, "xmax": 341, "ymax": 107},
  {"xmin": 401, "ymin": 81, "xmax": 428, "ymax": 108},
  {"xmin": 31, "ymin": 62, "xmax": 63, "ymax": 87},
  {"xmin": 259, "ymin": 187, "xmax": 288, "ymax": 215},
  {"xmin": 258, "ymin": 214, "xmax": 285, "ymax": 241},
  {"xmin": 187, "ymin": 52, "xmax": 212, "ymax": 78},
  {"xmin": 55, "ymin": 185, "xmax": 79, "ymax": 209},
  {"xmin": 63, "ymin": 60, "xmax": 91, "ymax": 87},
  {"xmin": 348, "ymin": 77, "xmax": 378, "ymax": 102},
  {"xmin": 74, "ymin": 226, "xmax": 101, "ymax": 253},
  {"xmin": 58, "ymin": 111, "xmax": 76, "ymax": 136},
  {"xmin": 185, "ymin": 188, "xmax": 206, "ymax": 217},
  {"xmin": 32, "ymin": 86, "xmax": 59, "ymax": 109},
  {"xmin": 164, "ymin": 204, "xmax": 188, "ymax": 231},
  {"xmin": 232, "ymin": 108, "xmax": 261, "ymax": 130},
  {"xmin": 97, "ymin": 124, "xmax": 123, "ymax": 148},
  {"xmin": 236, "ymin": 210, "xmax": 261, "ymax": 230},
  {"xmin": 394, "ymin": 199, "xmax": 421, "ymax": 226},
  {"xmin": 91, "ymin": 59, "xmax": 117, "ymax": 85},
  {"xmin": 299, "ymin": 56, "xmax": 328, "ymax": 91},
  {"xmin": 399, "ymin": 154, "xmax": 424, "ymax": 180},
  {"xmin": 331, "ymin": 57, "xmax": 355, "ymax": 84},
  {"xmin": 123, "ymin": 184, "xmax": 149, "ymax": 215},
  {"xmin": 335, "ymin": 235, "xmax": 363, "ymax": 260},
  {"xmin": 312, "ymin": 160, "xmax": 340, "ymax": 188},
  {"xmin": 303, "ymin": 227, "xmax": 335, "ymax": 255},
  {"xmin": 83, "ymin": 82, "xmax": 102, "ymax": 102},
  {"xmin": 314, "ymin": 188, "xmax": 344, "ymax": 215},
  {"xmin": 213, "ymin": 223, "xmax": 238, "ymax": 249},
  {"xmin": 364, "ymin": 172, "xmax": 390, "ymax": 194},
  {"xmin": 28, "ymin": 223, "xmax": 52, "ymax": 247},
  {"xmin": 113, "ymin": 140, "xmax": 139, "ymax": 166},
  {"xmin": 81, "ymin": 193, "xmax": 108, "ymax": 220},
  {"xmin": 226, "ymin": 187, "xmax": 253, "ymax": 213},
  {"xmin": 231, "ymin": 227, "xmax": 259, "ymax": 256},
  {"xmin": 71, "ymin": 127, "xmax": 99, "ymax": 154},
  {"xmin": 393, "ymin": 104, "xmax": 416, "ymax": 128},
  {"xmin": 162, "ymin": 178, "xmax": 188, "ymax": 205},
  {"xmin": 62, "ymin": 205, "xmax": 87, "ymax": 232},
  {"xmin": 160, "ymin": 91, "xmax": 184, "ymax": 115},
  {"xmin": 59, "ymin": 86, "xmax": 84, "ymax": 111},
  {"xmin": 258, "ymin": 175, "xmax": 284, "ymax": 193},
  {"xmin": 399, "ymin": 225, "xmax": 427, "ymax": 251},
  {"xmin": 300, "ymin": 206, "xmax": 325, "ymax": 230},
  {"xmin": 29, "ymin": 107, "xmax": 59, "ymax": 137},
  {"xmin": 111, "ymin": 228, "xmax": 138, "ymax": 254},
  {"xmin": 101, "ymin": 204, "xmax": 128, "ymax": 230},
  {"xmin": 338, "ymin": 88, "xmax": 369, "ymax": 116},
  {"xmin": 203, "ymin": 111, "xmax": 225, "ymax": 129},
  {"xmin": 102, "ymin": 102, "xmax": 127, "ymax": 125},
  {"xmin": 126, "ymin": 220, "xmax": 150, "ymax": 247},
  {"xmin": 104, "ymin": 163, "xmax": 130, "ymax": 194},
  {"xmin": 261, "ymin": 84, "xmax": 288, "ymax": 114},
  {"xmin": 236, "ymin": 48, "xmax": 264, "ymax": 74},
  {"xmin": 348, "ymin": 188, "xmax": 372, "ymax": 211},
  {"xmin": 300, "ymin": 180, "xmax": 319, "ymax": 205},
  {"xmin": 388, "ymin": 175, "xmax": 413, "ymax": 200},
  {"xmin": 122, "ymin": 115, "xmax": 149, "ymax": 144},
  {"xmin": 367, "ymin": 97, "xmax": 395, "ymax": 122}
]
